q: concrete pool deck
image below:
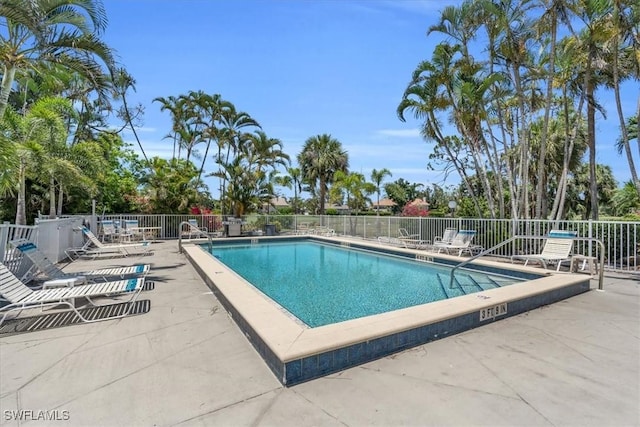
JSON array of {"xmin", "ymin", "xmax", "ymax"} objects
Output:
[{"xmin": 0, "ymin": 240, "xmax": 638, "ymax": 426}]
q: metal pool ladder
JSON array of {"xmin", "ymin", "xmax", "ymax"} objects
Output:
[
  {"xmin": 178, "ymin": 221, "xmax": 213, "ymax": 254},
  {"xmin": 448, "ymin": 235, "xmax": 605, "ymax": 291}
]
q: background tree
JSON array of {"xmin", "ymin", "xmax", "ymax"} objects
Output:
[
  {"xmin": 0, "ymin": 0, "xmax": 116, "ymax": 117},
  {"xmin": 330, "ymin": 171, "xmax": 375, "ymax": 235},
  {"xmin": 610, "ymin": 180, "xmax": 640, "ymax": 216},
  {"xmin": 0, "ymin": 97, "xmax": 75, "ymax": 224},
  {"xmin": 140, "ymin": 157, "xmax": 204, "ymax": 214},
  {"xmin": 384, "ymin": 178, "xmax": 424, "ymax": 214},
  {"xmin": 370, "ymin": 168, "xmax": 392, "ymax": 215},
  {"xmin": 297, "ymin": 134, "xmax": 349, "ymax": 215}
]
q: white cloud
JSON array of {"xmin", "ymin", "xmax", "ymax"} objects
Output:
[
  {"xmin": 123, "ymin": 139, "xmax": 173, "ymax": 158},
  {"xmin": 107, "ymin": 125, "xmax": 157, "ymax": 134}
]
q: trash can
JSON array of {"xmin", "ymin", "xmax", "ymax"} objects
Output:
[{"xmin": 264, "ymin": 224, "xmax": 276, "ymax": 236}]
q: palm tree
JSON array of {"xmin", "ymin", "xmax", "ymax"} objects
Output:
[
  {"xmin": 192, "ymin": 92, "xmax": 223, "ymax": 185},
  {"xmin": 141, "ymin": 157, "xmax": 203, "ymax": 213},
  {"xmin": 216, "ymin": 103, "xmax": 260, "ymax": 215},
  {"xmin": 610, "ymin": 181, "xmax": 640, "ymax": 216},
  {"xmin": 533, "ymin": 0, "xmax": 577, "ymax": 218},
  {"xmin": 275, "ymin": 167, "xmax": 303, "ymax": 214},
  {"xmin": 153, "ymin": 95, "xmax": 187, "ymax": 160},
  {"xmin": 0, "ymin": 97, "xmax": 75, "ymax": 224},
  {"xmin": 297, "ymin": 134, "xmax": 349, "ymax": 215},
  {"xmin": 112, "ymin": 68, "xmax": 149, "ymax": 163},
  {"xmin": 383, "ymin": 179, "xmax": 424, "ymax": 214},
  {"xmin": 331, "ymin": 171, "xmax": 375, "ymax": 213},
  {"xmin": 0, "ymin": 0, "xmax": 116, "ymax": 118},
  {"xmin": 331, "ymin": 171, "xmax": 375, "ymax": 236},
  {"xmin": 246, "ymin": 130, "xmax": 290, "ymax": 176},
  {"xmin": 370, "ymin": 168, "xmax": 392, "ymax": 215},
  {"xmin": 608, "ymin": 1, "xmax": 640, "ymax": 196},
  {"xmin": 572, "ymin": 0, "xmax": 614, "ymax": 220}
]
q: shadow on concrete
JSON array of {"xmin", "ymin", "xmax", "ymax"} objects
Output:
[{"xmin": 0, "ymin": 299, "xmax": 151, "ymax": 336}]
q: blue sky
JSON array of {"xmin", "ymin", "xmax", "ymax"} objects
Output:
[{"xmin": 103, "ymin": 0, "xmax": 639, "ymax": 198}]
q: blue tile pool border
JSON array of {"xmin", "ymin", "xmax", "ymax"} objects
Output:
[
  {"xmin": 190, "ymin": 237, "xmax": 591, "ymax": 386},
  {"xmin": 281, "ymin": 278, "xmax": 589, "ymax": 384}
]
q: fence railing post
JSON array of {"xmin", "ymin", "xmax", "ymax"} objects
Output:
[{"xmin": 0, "ymin": 221, "xmax": 9, "ymax": 263}]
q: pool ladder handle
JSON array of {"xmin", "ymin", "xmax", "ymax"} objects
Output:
[
  {"xmin": 178, "ymin": 221, "xmax": 214, "ymax": 254},
  {"xmin": 448, "ymin": 235, "xmax": 605, "ymax": 291}
]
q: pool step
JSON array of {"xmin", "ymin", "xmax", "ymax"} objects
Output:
[
  {"xmin": 436, "ymin": 273, "xmax": 466, "ymax": 298},
  {"xmin": 437, "ymin": 273, "xmax": 505, "ymax": 298},
  {"xmin": 457, "ymin": 274, "xmax": 484, "ymax": 292}
]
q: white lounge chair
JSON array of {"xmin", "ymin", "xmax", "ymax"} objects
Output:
[
  {"xmin": 11, "ymin": 239, "xmax": 150, "ymax": 283},
  {"xmin": 433, "ymin": 228, "xmax": 457, "ymax": 245},
  {"xmin": 0, "ymin": 263, "xmax": 145, "ymax": 327},
  {"xmin": 432, "ymin": 230, "xmax": 477, "ymax": 256},
  {"xmin": 67, "ymin": 227, "xmax": 153, "ymax": 259},
  {"xmin": 512, "ymin": 230, "xmax": 578, "ymax": 271},
  {"xmin": 398, "ymin": 228, "xmax": 419, "ymax": 240},
  {"xmin": 378, "ymin": 236, "xmax": 430, "ymax": 250}
]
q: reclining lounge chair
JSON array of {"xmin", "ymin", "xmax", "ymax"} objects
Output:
[
  {"xmin": 431, "ymin": 230, "xmax": 477, "ymax": 256},
  {"xmin": 11, "ymin": 239, "xmax": 150, "ymax": 283},
  {"xmin": 0, "ymin": 263, "xmax": 145, "ymax": 327},
  {"xmin": 511, "ymin": 230, "xmax": 578, "ymax": 271},
  {"xmin": 67, "ymin": 227, "xmax": 153, "ymax": 260}
]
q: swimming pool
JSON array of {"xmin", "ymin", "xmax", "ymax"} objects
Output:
[
  {"xmin": 211, "ymin": 241, "xmax": 524, "ymax": 327},
  {"xmin": 184, "ymin": 235, "xmax": 591, "ymax": 385}
]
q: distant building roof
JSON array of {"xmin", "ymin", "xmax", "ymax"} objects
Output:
[
  {"xmin": 327, "ymin": 203, "xmax": 350, "ymax": 211},
  {"xmin": 409, "ymin": 198, "xmax": 430, "ymax": 208},
  {"xmin": 372, "ymin": 198, "xmax": 397, "ymax": 208},
  {"xmin": 270, "ymin": 197, "xmax": 289, "ymax": 207}
]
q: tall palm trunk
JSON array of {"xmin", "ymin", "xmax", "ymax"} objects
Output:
[
  {"xmin": 586, "ymin": 43, "xmax": 598, "ymax": 220},
  {"xmin": 57, "ymin": 185, "xmax": 64, "ymax": 216},
  {"xmin": 511, "ymin": 62, "xmax": 531, "ymax": 218},
  {"xmin": 0, "ymin": 65, "xmax": 17, "ymax": 119},
  {"xmin": 551, "ymin": 86, "xmax": 586, "ymax": 221},
  {"xmin": 612, "ymin": 3, "xmax": 640, "ymax": 196},
  {"xmin": 16, "ymin": 161, "xmax": 27, "ymax": 225},
  {"xmin": 319, "ymin": 177, "xmax": 326, "ymax": 215},
  {"xmin": 49, "ymin": 175, "xmax": 56, "ymax": 218},
  {"xmin": 536, "ymin": 12, "xmax": 558, "ymax": 219}
]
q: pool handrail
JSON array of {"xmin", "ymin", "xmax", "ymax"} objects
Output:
[
  {"xmin": 178, "ymin": 221, "xmax": 213, "ymax": 254},
  {"xmin": 449, "ymin": 235, "xmax": 605, "ymax": 291}
]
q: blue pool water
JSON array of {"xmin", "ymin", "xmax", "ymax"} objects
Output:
[{"xmin": 210, "ymin": 241, "xmax": 524, "ymax": 327}]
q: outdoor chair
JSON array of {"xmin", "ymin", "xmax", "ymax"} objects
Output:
[
  {"xmin": 295, "ymin": 223, "xmax": 311, "ymax": 235},
  {"xmin": 511, "ymin": 230, "xmax": 578, "ymax": 271},
  {"xmin": 398, "ymin": 228, "xmax": 419, "ymax": 240},
  {"xmin": 0, "ymin": 263, "xmax": 145, "ymax": 327},
  {"xmin": 431, "ymin": 230, "xmax": 477, "ymax": 256},
  {"xmin": 312, "ymin": 226, "xmax": 336, "ymax": 237},
  {"xmin": 123, "ymin": 219, "xmax": 144, "ymax": 241},
  {"xmin": 66, "ymin": 227, "xmax": 153, "ymax": 260},
  {"xmin": 100, "ymin": 220, "xmax": 119, "ymax": 242},
  {"xmin": 433, "ymin": 228, "xmax": 457, "ymax": 245},
  {"xmin": 378, "ymin": 236, "xmax": 430, "ymax": 250},
  {"xmin": 11, "ymin": 239, "xmax": 150, "ymax": 283}
]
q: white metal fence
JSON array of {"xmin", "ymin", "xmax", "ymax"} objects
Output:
[
  {"xmin": 1, "ymin": 217, "xmax": 84, "ymax": 282},
  {"xmin": 3, "ymin": 214, "xmax": 640, "ymax": 276},
  {"xmin": 95, "ymin": 214, "xmax": 640, "ymax": 272}
]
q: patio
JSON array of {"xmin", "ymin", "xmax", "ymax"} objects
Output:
[{"xmin": 0, "ymin": 240, "xmax": 638, "ymax": 426}]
